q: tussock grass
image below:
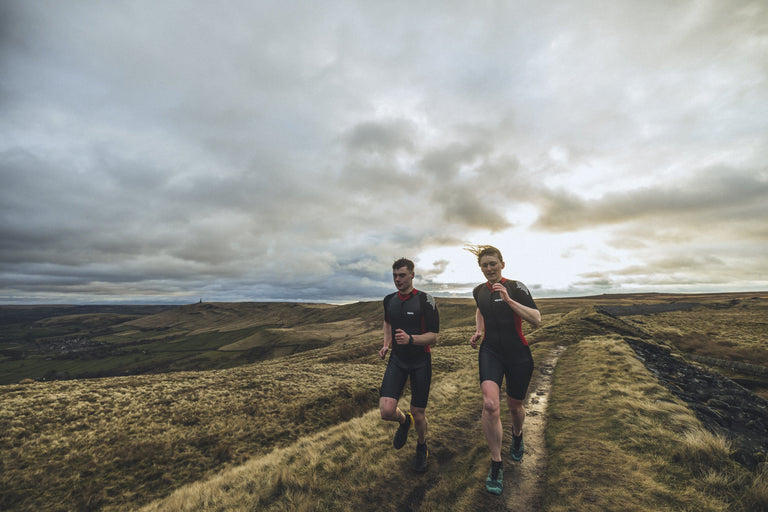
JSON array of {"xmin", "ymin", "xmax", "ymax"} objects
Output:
[
  {"xmin": 3, "ymin": 295, "xmax": 767, "ymax": 511},
  {"xmin": 544, "ymin": 336, "xmax": 768, "ymax": 512},
  {"xmin": 0, "ymin": 357, "xmax": 383, "ymax": 511},
  {"xmin": 1, "ymin": 320, "xmax": 499, "ymax": 512},
  {"xmin": 621, "ymin": 297, "xmax": 768, "ymax": 365},
  {"xmin": 218, "ymin": 318, "xmax": 372, "ymax": 351},
  {"xmin": 138, "ymin": 342, "xmax": 526, "ymax": 512},
  {"xmin": 526, "ymin": 306, "xmax": 648, "ymax": 346},
  {"xmin": 620, "ymin": 297, "xmax": 768, "ymax": 398}
]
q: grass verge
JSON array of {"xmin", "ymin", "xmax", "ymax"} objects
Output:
[{"xmin": 544, "ymin": 335, "xmax": 768, "ymax": 512}]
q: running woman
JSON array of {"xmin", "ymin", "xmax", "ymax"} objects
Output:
[
  {"xmin": 378, "ymin": 257, "xmax": 439, "ymax": 472},
  {"xmin": 466, "ymin": 245, "xmax": 541, "ymax": 495}
]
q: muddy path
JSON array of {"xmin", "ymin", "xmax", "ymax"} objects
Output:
[{"xmin": 501, "ymin": 345, "xmax": 567, "ymax": 511}]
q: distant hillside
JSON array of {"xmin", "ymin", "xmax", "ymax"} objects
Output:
[
  {"xmin": 0, "ymin": 301, "xmax": 390, "ymax": 384},
  {"xmin": 2, "ymin": 292, "xmax": 767, "ymax": 385}
]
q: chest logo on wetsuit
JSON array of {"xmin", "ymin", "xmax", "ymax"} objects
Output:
[
  {"xmin": 406, "ymin": 311, "xmax": 415, "ymax": 315},
  {"xmin": 494, "ymin": 298, "xmax": 504, "ymax": 302}
]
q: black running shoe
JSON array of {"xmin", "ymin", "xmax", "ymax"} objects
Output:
[
  {"xmin": 393, "ymin": 412, "xmax": 413, "ymax": 449},
  {"xmin": 413, "ymin": 442, "xmax": 428, "ymax": 472}
]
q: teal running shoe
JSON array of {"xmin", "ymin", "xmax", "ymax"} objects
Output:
[
  {"xmin": 510, "ymin": 433, "xmax": 524, "ymax": 461},
  {"xmin": 485, "ymin": 462, "xmax": 503, "ymax": 495}
]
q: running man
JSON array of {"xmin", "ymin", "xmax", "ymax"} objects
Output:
[
  {"xmin": 466, "ymin": 245, "xmax": 541, "ymax": 495},
  {"xmin": 378, "ymin": 257, "xmax": 439, "ymax": 472}
]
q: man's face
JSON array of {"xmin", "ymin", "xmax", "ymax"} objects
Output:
[{"xmin": 392, "ymin": 266, "xmax": 415, "ymax": 293}]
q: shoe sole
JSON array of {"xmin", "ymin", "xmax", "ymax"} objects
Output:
[{"xmin": 485, "ymin": 481, "xmax": 503, "ymax": 495}]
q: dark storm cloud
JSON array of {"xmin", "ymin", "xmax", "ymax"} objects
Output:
[
  {"xmin": 533, "ymin": 166, "xmax": 768, "ymax": 237},
  {"xmin": 339, "ymin": 120, "xmax": 520, "ymax": 233},
  {"xmin": 1, "ymin": 0, "xmax": 766, "ymax": 302}
]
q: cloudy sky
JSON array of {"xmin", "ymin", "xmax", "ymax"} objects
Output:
[{"xmin": 1, "ymin": 1, "xmax": 767, "ymax": 304}]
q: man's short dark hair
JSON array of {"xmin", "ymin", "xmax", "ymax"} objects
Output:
[{"xmin": 392, "ymin": 258, "xmax": 414, "ymax": 272}]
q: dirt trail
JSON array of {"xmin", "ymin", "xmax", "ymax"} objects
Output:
[{"xmin": 501, "ymin": 345, "xmax": 566, "ymax": 511}]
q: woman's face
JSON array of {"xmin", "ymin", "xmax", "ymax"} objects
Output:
[{"xmin": 479, "ymin": 254, "xmax": 505, "ymax": 284}]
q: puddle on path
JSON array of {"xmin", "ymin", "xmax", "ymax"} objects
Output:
[{"xmin": 502, "ymin": 345, "xmax": 566, "ymax": 511}]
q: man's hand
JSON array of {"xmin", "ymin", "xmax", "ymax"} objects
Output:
[
  {"xmin": 378, "ymin": 345, "xmax": 389, "ymax": 359},
  {"xmin": 394, "ymin": 328, "xmax": 411, "ymax": 345},
  {"xmin": 470, "ymin": 331, "xmax": 483, "ymax": 349}
]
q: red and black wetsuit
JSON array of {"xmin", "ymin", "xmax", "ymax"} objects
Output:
[
  {"xmin": 473, "ymin": 278, "xmax": 538, "ymax": 400},
  {"xmin": 379, "ymin": 289, "xmax": 439, "ymax": 408}
]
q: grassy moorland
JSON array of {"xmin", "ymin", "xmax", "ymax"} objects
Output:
[
  {"xmin": 1, "ymin": 292, "xmax": 767, "ymax": 511},
  {"xmin": 0, "ymin": 302, "xmax": 382, "ymax": 385},
  {"xmin": 544, "ymin": 336, "xmax": 767, "ymax": 511}
]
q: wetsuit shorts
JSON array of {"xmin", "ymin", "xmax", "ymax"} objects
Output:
[
  {"xmin": 379, "ymin": 353, "xmax": 432, "ymax": 408},
  {"xmin": 479, "ymin": 346, "xmax": 533, "ymax": 401}
]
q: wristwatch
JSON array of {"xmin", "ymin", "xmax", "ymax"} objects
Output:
[{"xmin": 408, "ymin": 334, "xmax": 414, "ymax": 345}]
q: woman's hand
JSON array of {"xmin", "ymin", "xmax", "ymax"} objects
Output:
[
  {"xmin": 492, "ymin": 284, "xmax": 542, "ymax": 328},
  {"xmin": 491, "ymin": 282, "xmax": 510, "ymax": 301}
]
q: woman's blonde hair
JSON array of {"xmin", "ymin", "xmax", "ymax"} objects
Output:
[{"xmin": 464, "ymin": 245, "xmax": 504, "ymax": 266}]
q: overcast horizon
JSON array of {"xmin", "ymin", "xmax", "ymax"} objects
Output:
[{"xmin": 1, "ymin": 1, "xmax": 767, "ymax": 305}]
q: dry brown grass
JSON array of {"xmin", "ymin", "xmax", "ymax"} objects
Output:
[
  {"xmin": 544, "ymin": 335, "xmax": 768, "ymax": 512},
  {"xmin": 136, "ymin": 358, "xmax": 479, "ymax": 512},
  {"xmin": 217, "ymin": 318, "xmax": 373, "ymax": 351},
  {"xmin": 0, "ymin": 354, "xmax": 383, "ymax": 511},
  {"xmin": 138, "ymin": 340, "xmax": 555, "ymax": 512},
  {"xmin": 2, "ymin": 293, "xmax": 767, "ymax": 511},
  {"xmin": 621, "ymin": 297, "xmax": 768, "ymax": 365}
]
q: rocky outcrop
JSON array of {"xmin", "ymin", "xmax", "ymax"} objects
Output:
[{"xmin": 625, "ymin": 336, "xmax": 768, "ymax": 469}]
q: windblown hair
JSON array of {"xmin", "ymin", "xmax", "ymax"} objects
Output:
[
  {"xmin": 392, "ymin": 257, "xmax": 414, "ymax": 272},
  {"xmin": 464, "ymin": 245, "xmax": 504, "ymax": 266}
]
